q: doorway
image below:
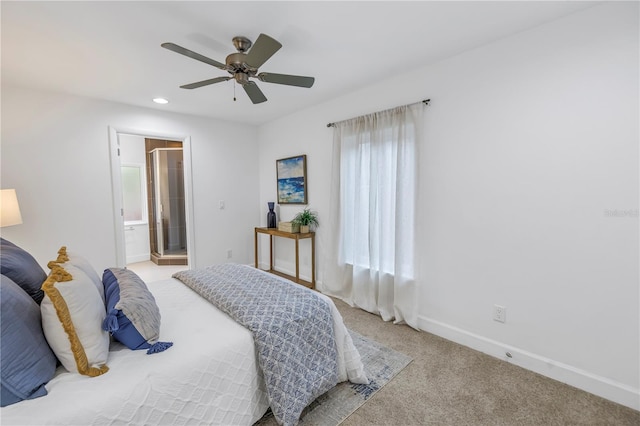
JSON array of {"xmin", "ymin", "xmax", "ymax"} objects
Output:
[{"xmin": 109, "ymin": 127, "xmax": 195, "ymax": 270}]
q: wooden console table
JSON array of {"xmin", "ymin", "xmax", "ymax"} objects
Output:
[{"xmin": 254, "ymin": 227, "xmax": 315, "ymax": 289}]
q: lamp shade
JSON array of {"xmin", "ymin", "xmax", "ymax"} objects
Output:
[{"xmin": 1, "ymin": 189, "xmax": 23, "ymax": 227}]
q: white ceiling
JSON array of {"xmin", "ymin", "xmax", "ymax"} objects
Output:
[{"xmin": 1, "ymin": 1, "xmax": 599, "ymax": 125}]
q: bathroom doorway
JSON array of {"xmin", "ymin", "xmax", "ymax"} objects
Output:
[{"xmin": 109, "ymin": 127, "xmax": 194, "ymax": 270}]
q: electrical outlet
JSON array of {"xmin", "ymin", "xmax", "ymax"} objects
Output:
[
  {"xmin": 219, "ymin": 200, "xmax": 225, "ymax": 210},
  {"xmin": 226, "ymin": 249, "xmax": 232, "ymax": 259},
  {"xmin": 493, "ymin": 305, "xmax": 506, "ymax": 323}
]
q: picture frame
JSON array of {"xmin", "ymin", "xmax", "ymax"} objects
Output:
[{"xmin": 276, "ymin": 154, "xmax": 307, "ymax": 204}]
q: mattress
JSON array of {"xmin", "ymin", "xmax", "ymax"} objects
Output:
[{"xmin": 1, "ymin": 277, "xmax": 270, "ymax": 425}]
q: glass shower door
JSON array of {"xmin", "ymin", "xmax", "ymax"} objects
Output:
[{"xmin": 150, "ymin": 148, "xmax": 186, "ymax": 257}]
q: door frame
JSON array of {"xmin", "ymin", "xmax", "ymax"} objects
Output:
[{"xmin": 108, "ymin": 126, "xmax": 195, "ymax": 269}]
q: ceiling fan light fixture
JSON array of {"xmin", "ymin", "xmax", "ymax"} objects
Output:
[
  {"xmin": 153, "ymin": 97, "xmax": 169, "ymax": 104},
  {"xmin": 234, "ymin": 72, "xmax": 250, "ymax": 85}
]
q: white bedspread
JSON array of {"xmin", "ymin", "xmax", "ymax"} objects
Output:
[
  {"xmin": 2, "ymin": 277, "xmax": 269, "ymax": 425},
  {"xmin": 1, "ymin": 274, "xmax": 367, "ymax": 425}
]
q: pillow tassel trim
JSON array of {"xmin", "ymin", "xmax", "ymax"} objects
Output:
[
  {"xmin": 55, "ymin": 246, "xmax": 70, "ymax": 263},
  {"xmin": 43, "ymin": 263, "xmax": 109, "ymax": 377},
  {"xmin": 103, "ymin": 309, "xmax": 120, "ymax": 332},
  {"xmin": 147, "ymin": 341, "xmax": 173, "ymax": 355}
]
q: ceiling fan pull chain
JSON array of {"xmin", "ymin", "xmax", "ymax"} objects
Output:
[{"xmin": 233, "ymin": 81, "xmax": 236, "ymax": 101}]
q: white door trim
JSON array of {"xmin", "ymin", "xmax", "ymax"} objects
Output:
[{"xmin": 108, "ymin": 126, "xmax": 196, "ymax": 269}]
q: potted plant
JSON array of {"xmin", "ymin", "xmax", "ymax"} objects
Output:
[{"xmin": 292, "ymin": 208, "xmax": 319, "ymax": 233}]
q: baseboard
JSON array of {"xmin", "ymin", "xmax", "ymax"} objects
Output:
[
  {"xmin": 126, "ymin": 253, "xmax": 150, "ymax": 264},
  {"xmin": 417, "ymin": 315, "xmax": 640, "ymax": 411}
]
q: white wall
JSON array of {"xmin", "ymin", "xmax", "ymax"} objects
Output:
[
  {"xmin": 258, "ymin": 2, "xmax": 639, "ymax": 409},
  {"xmin": 1, "ymin": 87, "xmax": 260, "ymax": 273}
]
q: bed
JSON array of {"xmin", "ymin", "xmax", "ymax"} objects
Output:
[{"xmin": 0, "ymin": 240, "xmax": 367, "ymax": 425}]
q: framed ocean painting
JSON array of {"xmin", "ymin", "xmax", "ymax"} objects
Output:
[{"xmin": 276, "ymin": 155, "xmax": 307, "ymax": 204}]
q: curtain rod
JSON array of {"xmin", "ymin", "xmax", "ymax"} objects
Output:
[{"xmin": 326, "ymin": 99, "xmax": 430, "ymax": 128}]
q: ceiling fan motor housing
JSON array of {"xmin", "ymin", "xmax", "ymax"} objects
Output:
[{"xmin": 226, "ymin": 52, "xmax": 257, "ymax": 72}]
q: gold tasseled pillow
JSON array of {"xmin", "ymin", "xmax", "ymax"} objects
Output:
[{"xmin": 40, "ymin": 254, "xmax": 109, "ymax": 377}]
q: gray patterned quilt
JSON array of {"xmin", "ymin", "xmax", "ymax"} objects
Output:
[{"xmin": 173, "ymin": 264, "xmax": 338, "ymax": 426}]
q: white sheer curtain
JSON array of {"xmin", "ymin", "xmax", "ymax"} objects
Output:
[{"xmin": 323, "ymin": 103, "xmax": 422, "ymax": 329}]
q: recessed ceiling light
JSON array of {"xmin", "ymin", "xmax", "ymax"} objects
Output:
[{"xmin": 153, "ymin": 98, "xmax": 169, "ymax": 104}]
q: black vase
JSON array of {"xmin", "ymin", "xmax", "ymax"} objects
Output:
[{"xmin": 267, "ymin": 202, "xmax": 277, "ymax": 228}]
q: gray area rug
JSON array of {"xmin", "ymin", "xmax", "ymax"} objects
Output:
[{"xmin": 256, "ymin": 329, "xmax": 412, "ymax": 425}]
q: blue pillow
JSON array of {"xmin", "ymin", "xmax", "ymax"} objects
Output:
[
  {"xmin": 1, "ymin": 274, "xmax": 57, "ymax": 407},
  {"xmin": 0, "ymin": 238, "xmax": 46, "ymax": 304},
  {"xmin": 102, "ymin": 268, "xmax": 172, "ymax": 354}
]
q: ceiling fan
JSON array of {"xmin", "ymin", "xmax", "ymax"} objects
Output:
[{"xmin": 161, "ymin": 33, "xmax": 315, "ymax": 104}]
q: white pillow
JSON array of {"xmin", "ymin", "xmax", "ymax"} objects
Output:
[
  {"xmin": 53, "ymin": 246, "xmax": 105, "ymax": 304},
  {"xmin": 40, "ymin": 261, "xmax": 109, "ymax": 377}
]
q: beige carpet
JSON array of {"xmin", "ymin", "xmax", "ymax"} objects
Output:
[
  {"xmin": 333, "ymin": 298, "xmax": 640, "ymax": 425},
  {"xmin": 256, "ymin": 330, "xmax": 411, "ymax": 425}
]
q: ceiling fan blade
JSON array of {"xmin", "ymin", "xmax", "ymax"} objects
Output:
[
  {"xmin": 161, "ymin": 42, "xmax": 226, "ymax": 70},
  {"xmin": 244, "ymin": 34, "xmax": 282, "ymax": 68},
  {"xmin": 243, "ymin": 82, "xmax": 267, "ymax": 104},
  {"xmin": 180, "ymin": 76, "xmax": 231, "ymax": 89},
  {"xmin": 257, "ymin": 72, "xmax": 315, "ymax": 88}
]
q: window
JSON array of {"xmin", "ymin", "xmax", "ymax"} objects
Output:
[
  {"xmin": 337, "ymin": 115, "xmax": 417, "ymax": 277},
  {"xmin": 121, "ymin": 163, "xmax": 147, "ymax": 225}
]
